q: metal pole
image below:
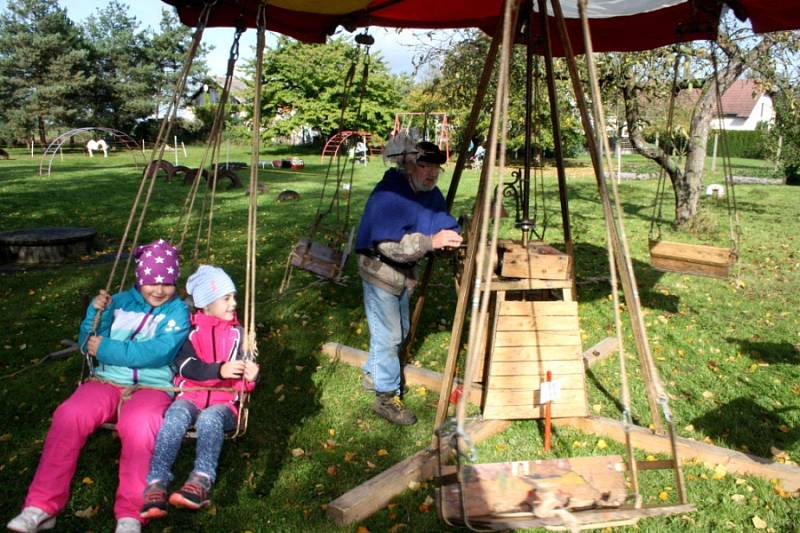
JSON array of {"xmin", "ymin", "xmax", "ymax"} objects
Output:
[
  {"xmin": 711, "ymin": 131, "xmax": 719, "ymax": 173},
  {"xmin": 538, "ymin": 0, "xmax": 573, "ymax": 251}
]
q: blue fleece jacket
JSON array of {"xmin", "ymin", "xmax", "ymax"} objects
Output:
[
  {"xmin": 355, "ymin": 167, "xmax": 459, "ymax": 253},
  {"xmin": 79, "ymin": 286, "xmax": 190, "ymax": 387}
]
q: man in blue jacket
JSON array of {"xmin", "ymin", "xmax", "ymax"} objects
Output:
[{"xmin": 355, "ymin": 140, "xmax": 462, "ymax": 425}]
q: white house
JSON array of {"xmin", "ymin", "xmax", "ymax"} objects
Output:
[{"xmin": 710, "ymin": 79, "xmax": 774, "ymax": 131}]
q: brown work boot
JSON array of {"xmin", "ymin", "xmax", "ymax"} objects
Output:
[{"xmin": 373, "ymin": 392, "xmax": 417, "ymax": 425}]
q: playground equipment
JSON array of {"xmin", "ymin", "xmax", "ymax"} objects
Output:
[
  {"xmin": 39, "ymin": 127, "xmax": 143, "ymax": 176},
  {"xmin": 393, "ymin": 112, "xmax": 450, "ymax": 162}
]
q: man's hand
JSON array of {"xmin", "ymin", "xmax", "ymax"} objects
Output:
[
  {"xmin": 92, "ymin": 290, "xmax": 111, "ymax": 311},
  {"xmin": 220, "ymin": 360, "xmax": 246, "ymax": 379},
  {"xmin": 432, "ymin": 229, "xmax": 463, "ymax": 250},
  {"xmin": 86, "ymin": 336, "xmax": 102, "ymax": 357}
]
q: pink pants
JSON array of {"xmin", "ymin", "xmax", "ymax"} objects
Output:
[{"xmin": 24, "ymin": 381, "xmax": 171, "ymax": 522}]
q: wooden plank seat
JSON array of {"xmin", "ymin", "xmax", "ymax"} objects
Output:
[
  {"xmin": 649, "ymin": 239, "xmax": 735, "ymax": 279},
  {"xmin": 439, "ymin": 456, "xmax": 626, "ymax": 526},
  {"xmin": 438, "ymin": 455, "xmax": 694, "ymax": 531},
  {"xmin": 289, "ymin": 239, "xmax": 346, "ymax": 282}
]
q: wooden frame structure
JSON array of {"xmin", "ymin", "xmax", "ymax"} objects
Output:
[
  {"xmin": 323, "ymin": 0, "xmax": 702, "ymax": 528},
  {"xmin": 392, "ymin": 111, "xmax": 451, "ymax": 162}
]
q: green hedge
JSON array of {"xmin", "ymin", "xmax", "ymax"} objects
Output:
[{"xmin": 707, "ymin": 128, "xmax": 767, "ymax": 159}]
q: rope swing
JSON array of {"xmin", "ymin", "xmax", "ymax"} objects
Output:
[
  {"xmin": 647, "ymin": 45, "xmax": 741, "ymax": 280},
  {"xmin": 279, "ymin": 30, "xmax": 374, "ymax": 293}
]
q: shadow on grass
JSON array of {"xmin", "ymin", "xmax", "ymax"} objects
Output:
[
  {"xmin": 690, "ymin": 397, "xmax": 799, "ymax": 459},
  {"xmin": 724, "ymin": 338, "xmax": 800, "ymax": 365}
]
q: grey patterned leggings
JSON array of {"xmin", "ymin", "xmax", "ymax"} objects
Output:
[{"xmin": 146, "ymin": 399, "xmax": 235, "ymax": 485}]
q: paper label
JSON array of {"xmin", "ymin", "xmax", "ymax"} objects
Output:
[{"xmin": 540, "ymin": 380, "xmax": 561, "ymax": 403}]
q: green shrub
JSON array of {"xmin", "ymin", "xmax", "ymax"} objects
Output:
[{"xmin": 707, "ymin": 127, "xmax": 768, "ymax": 159}]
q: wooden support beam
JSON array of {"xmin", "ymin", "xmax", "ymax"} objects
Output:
[
  {"xmin": 554, "ymin": 416, "xmax": 800, "ymax": 492},
  {"xmin": 323, "ymin": 336, "xmax": 617, "ymax": 389},
  {"xmin": 321, "ymin": 342, "xmax": 484, "ymax": 404},
  {"xmin": 322, "ymin": 342, "xmax": 800, "ymax": 492},
  {"xmin": 326, "ymin": 419, "xmax": 511, "ymax": 526},
  {"xmin": 583, "ymin": 337, "xmax": 618, "ymax": 368}
]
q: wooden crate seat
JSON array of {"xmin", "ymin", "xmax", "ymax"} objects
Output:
[
  {"xmin": 649, "ymin": 239, "xmax": 735, "ymax": 279},
  {"xmin": 438, "ymin": 455, "xmax": 627, "ymax": 522},
  {"xmin": 499, "ymin": 240, "xmax": 571, "ymax": 280}
]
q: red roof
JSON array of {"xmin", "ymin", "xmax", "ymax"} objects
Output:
[
  {"xmin": 161, "ymin": 1, "xmax": 800, "ymax": 53},
  {"xmin": 719, "ymin": 79, "xmax": 763, "ymax": 118}
]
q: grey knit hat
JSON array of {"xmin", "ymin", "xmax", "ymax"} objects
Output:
[{"xmin": 186, "ymin": 265, "xmax": 236, "ymax": 308}]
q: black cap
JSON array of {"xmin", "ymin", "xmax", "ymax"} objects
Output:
[{"xmin": 415, "ymin": 141, "xmax": 446, "ymax": 165}]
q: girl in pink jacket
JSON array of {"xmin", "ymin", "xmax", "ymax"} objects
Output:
[{"xmin": 140, "ymin": 265, "xmax": 258, "ymax": 519}]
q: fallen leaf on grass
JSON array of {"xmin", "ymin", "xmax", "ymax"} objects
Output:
[
  {"xmin": 419, "ymin": 495, "xmax": 434, "ymax": 512},
  {"xmin": 377, "ymin": 449, "xmax": 389, "ymax": 457},
  {"xmin": 777, "ymin": 424, "xmax": 790, "ymax": 433},
  {"xmin": 274, "ymin": 384, "xmax": 285, "ymax": 394},
  {"xmin": 356, "ymin": 526, "xmax": 370, "ymax": 533},
  {"xmin": 74, "ymin": 505, "xmax": 99, "ymax": 518},
  {"xmin": 0, "ymin": 433, "xmax": 11, "ymax": 442},
  {"xmin": 388, "ymin": 524, "xmax": 408, "ymax": 532},
  {"xmin": 702, "ymin": 390, "xmax": 714, "ymax": 399},
  {"xmin": 326, "ymin": 465, "xmax": 338, "ymax": 477},
  {"xmin": 751, "ymin": 516, "xmax": 767, "ymax": 529},
  {"xmin": 596, "ymin": 439, "xmax": 608, "ymax": 449},
  {"xmin": 407, "ymin": 481, "xmax": 420, "ymax": 491},
  {"xmin": 711, "ymin": 464, "xmax": 727, "ymax": 480},
  {"xmin": 730, "ymin": 494, "xmax": 746, "ymax": 504},
  {"xmin": 344, "ymin": 451, "xmax": 357, "ymax": 463},
  {"xmin": 291, "ymin": 448, "xmax": 305, "ymax": 457},
  {"xmin": 366, "ymin": 460, "xmax": 377, "ymax": 469},
  {"xmin": 82, "ymin": 477, "xmax": 94, "ymax": 485}
]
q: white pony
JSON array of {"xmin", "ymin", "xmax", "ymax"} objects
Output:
[{"xmin": 86, "ymin": 139, "xmax": 109, "ymax": 158}]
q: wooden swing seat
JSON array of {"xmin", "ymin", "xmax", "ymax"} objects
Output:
[
  {"xmin": 101, "ymin": 403, "xmax": 249, "ymax": 440},
  {"xmin": 649, "ymin": 239, "xmax": 735, "ymax": 279},
  {"xmin": 290, "ymin": 239, "xmax": 346, "ymax": 281},
  {"xmin": 438, "ymin": 455, "xmax": 693, "ymax": 531}
]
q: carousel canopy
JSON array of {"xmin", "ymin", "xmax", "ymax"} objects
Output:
[{"xmin": 163, "ymin": 1, "xmax": 800, "ymax": 53}]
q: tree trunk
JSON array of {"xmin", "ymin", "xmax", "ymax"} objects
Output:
[
  {"xmin": 38, "ymin": 115, "xmax": 47, "ymax": 147},
  {"xmin": 621, "ymin": 35, "xmax": 773, "ymax": 226}
]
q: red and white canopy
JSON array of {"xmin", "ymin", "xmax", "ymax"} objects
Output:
[{"xmin": 162, "ymin": 1, "xmax": 800, "ymax": 52}]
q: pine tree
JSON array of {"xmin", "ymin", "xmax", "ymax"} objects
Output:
[
  {"xmin": 148, "ymin": 8, "xmax": 209, "ymax": 121},
  {"xmin": 83, "ymin": 1, "xmax": 155, "ymax": 132},
  {"xmin": 0, "ymin": 0, "xmax": 92, "ymax": 145}
]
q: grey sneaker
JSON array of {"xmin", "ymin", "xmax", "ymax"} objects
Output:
[
  {"xmin": 114, "ymin": 518, "xmax": 141, "ymax": 533},
  {"xmin": 362, "ymin": 372, "xmax": 375, "ymax": 391},
  {"xmin": 373, "ymin": 392, "xmax": 417, "ymax": 425},
  {"xmin": 7, "ymin": 507, "xmax": 56, "ymax": 532}
]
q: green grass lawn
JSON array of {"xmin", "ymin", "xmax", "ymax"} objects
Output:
[
  {"xmin": 1, "ymin": 145, "xmax": 798, "ymax": 532},
  {"xmin": 567, "ymin": 152, "xmax": 779, "ymax": 180}
]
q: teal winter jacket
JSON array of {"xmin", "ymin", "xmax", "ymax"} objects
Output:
[{"xmin": 79, "ymin": 286, "xmax": 190, "ymax": 388}]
